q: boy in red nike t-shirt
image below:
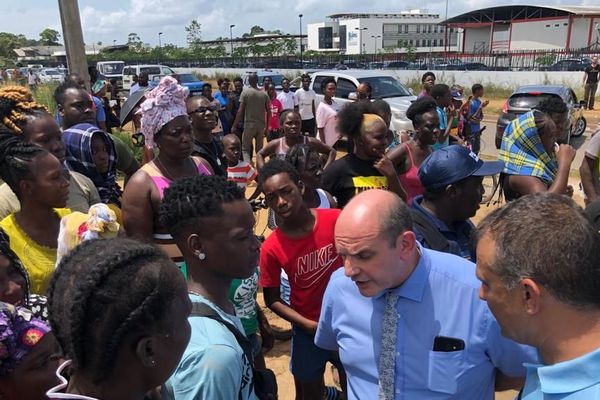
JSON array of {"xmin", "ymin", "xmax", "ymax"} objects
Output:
[{"xmin": 258, "ymin": 159, "xmax": 345, "ymax": 400}]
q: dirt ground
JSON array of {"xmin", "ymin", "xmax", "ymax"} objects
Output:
[{"xmin": 252, "ymin": 177, "xmax": 586, "ymax": 400}]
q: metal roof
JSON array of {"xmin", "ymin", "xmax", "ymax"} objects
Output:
[
  {"xmin": 445, "ymin": 5, "xmax": 600, "ymax": 24},
  {"xmin": 327, "ymin": 12, "xmax": 439, "ymax": 20}
]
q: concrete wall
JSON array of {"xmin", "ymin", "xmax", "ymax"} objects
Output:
[
  {"xmin": 511, "ymin": 18, "xmax": 569, "ymax": 50},
  {"xmin": 463, "ymin": 27, "xmax": 490, "ymax": 53},
  {"xmin": 174, "ymin": 67, "xmax": 588, "ymax": 90},
  {"xmin": 570, "ymin": 17, "xmax": 592, "ymax": 48}
]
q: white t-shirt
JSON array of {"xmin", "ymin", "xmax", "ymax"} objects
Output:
[
  {"xmin": 28, "ymin": 72, "xmax": 37, "ymax": 85},
  {"xmin": 316, "ymin": 100, "xmax": 340, "ymax": 146},
  {"xmin": 276, "ymin": 91, "xmax": 298, "ymax": 111},
  {"xmin": 296, "ymin": 88, "xmax": 316, "ymax": 120}
]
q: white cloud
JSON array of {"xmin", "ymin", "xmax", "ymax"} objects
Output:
[{"xmin": 2, "ymin": 0, "xmax": 598, "ymax": 47}]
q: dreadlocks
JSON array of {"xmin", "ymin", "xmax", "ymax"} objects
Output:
[{"xmin": 0, "ymin": 86, "xmax": 48, "ymax": 135}]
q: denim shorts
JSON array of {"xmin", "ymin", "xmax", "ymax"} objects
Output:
[{"xmin": 290, "ymin": 325, "xmax": 344, "ymax": 382}]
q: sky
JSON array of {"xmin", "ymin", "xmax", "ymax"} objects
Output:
[{"xmin": 5, "ymin": 0, "xmax": 598, "ymax": 47}]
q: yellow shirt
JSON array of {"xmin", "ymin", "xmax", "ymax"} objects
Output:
[{"xmin": 0, "ymin": 208, "xmax": 71, "ymax": 295}]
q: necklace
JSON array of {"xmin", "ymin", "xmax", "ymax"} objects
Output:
[
  {"xmin": 210, "ymin": 140, "xmax": 222, "ymax": 166},
  {"xmin": 155, "ymin": 157, "xmax": 192, "ymax": 181}
]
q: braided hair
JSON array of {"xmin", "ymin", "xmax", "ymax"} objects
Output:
[
  {"xmin": 0, "ymin": 86, "xmax": 48, "ymax": 135},
  {"xmin": 47, "ymin": 238, "xmax": 183, "ymax": 383},
  {"xmin": 0, "ymin": 129, "xmax": 45, "ymax": 198},
  {"xmin": 159, "ymin": 175, "xmax": 245, "ymax": 239}
]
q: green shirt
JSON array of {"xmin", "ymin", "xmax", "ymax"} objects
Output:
[{"xmin": 228, "ymin": 268, "xmax": 259, "ymax": 335}]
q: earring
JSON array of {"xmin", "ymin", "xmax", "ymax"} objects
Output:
[{"xmin": 197, "ymin": 252, "xmax": 206, "ymax": 261}]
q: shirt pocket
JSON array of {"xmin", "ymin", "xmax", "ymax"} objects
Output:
[{"xmin": 427, "ymin": 350, "xmax": 465, "ymax": 394}]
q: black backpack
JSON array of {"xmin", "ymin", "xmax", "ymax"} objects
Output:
[{"xmin": 410, "ymin": 209, "xmax": 452, "ymax": 253}]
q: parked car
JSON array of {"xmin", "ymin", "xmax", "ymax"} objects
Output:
[
  {"xmin": 97, "ymin": 61, "xmax": 124, "ymax": 88},
  {"xmin": 243, "ymin": 70, "xmax": 286, "ymax": 90},
  {"xmin": 38, "ymin": 68, "xmax": 64, "ymax": 84},
  {"xmin": 385, "ymin": 61, "xmax": 409, "ymax": 70},
  {"xmin": 540, "ymin": 58, "xmax": 591, "ymax": 71},
  {"xmin": 149, "ymin": 73, "xmax": 204, "ymax": 96},
  {"xmin": 122, "ymin": 64, "xmax": 175, "ymax": 90},
  {"xmin": 462, "ymin": 62, "xmax": 490, "ymax": 71},
  {"xmin": 495, "ymin": 85, "xmax": 586, "ymax": 149},
  {"xmin": 309, "ymin": 70, "xmax": 417, "ymax": 133}
]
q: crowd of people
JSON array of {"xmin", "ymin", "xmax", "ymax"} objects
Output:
[{"xmin": 0, "ymin": 66, "xmax": 598, "ymax": 400}]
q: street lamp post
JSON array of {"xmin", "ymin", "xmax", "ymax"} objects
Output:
[
  {"xmin": 158, "ymin": 32, "xmax": 163, "ymax": 63},
  {"xmin": 299, "ymin": 14, "xmax": 303, "ymax": 68},
  {"xmin": 229, "ymin": 24, "xmax": 235, "ymax": 59},
  {"xmin": 371, "ymin": 35, "xmax": 381, "ymax": 61},
  {"xmin": 355, "ymin": 27, "xmax": 368, "ymax": 56}
]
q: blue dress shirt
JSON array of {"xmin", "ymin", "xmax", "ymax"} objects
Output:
[
  {"xmin": 315, "ymin": 247, "xmax": 537, "ymax": 400},
  {"xmin": 521, "ymin": 346, "xmax": 600, "ymax": 399}
]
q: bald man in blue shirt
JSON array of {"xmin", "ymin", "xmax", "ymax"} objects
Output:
[{"xmin": 316, "ymin": 189, "xmax": 537, "ymax": 399}]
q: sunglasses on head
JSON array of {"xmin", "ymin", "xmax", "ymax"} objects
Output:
[{"xmin": 189, "ymin": 105, "xmax": 217, "ymax": 114}]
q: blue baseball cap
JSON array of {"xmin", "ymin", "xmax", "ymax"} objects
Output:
[{"xmin": 418, "ymin": 145, "xmax": 504, "ymax": 190}]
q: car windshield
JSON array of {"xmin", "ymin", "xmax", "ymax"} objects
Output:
[
  {"xmin": 98, "ymin": 63, "xmax": 124, "ymax": 74},
  {"xmin": 179, "ymin": 73, "xmax": 198, "ymax": 83},
  {"xmin": 357, "ymin": 76, "xmax": 412, "ymax": 98},
  {"xmin": 261, "ymin": 74, "xmax": 285, "ymax": 86},
  {"xmin": 508, "ymin": 93, "xmax": 562, "ymax": 109},
  {"xmin": 45, "ymin": 70, "xmax": 60, "ymax": 75}
]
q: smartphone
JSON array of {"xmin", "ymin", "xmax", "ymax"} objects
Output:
[{"xmin": 433, "ymin": 336, "xmax": 465, "ymax": 352}]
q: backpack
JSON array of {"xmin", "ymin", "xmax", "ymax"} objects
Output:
[
  {"xmin": 410, "ymin": 209, "xmax": 452, "ymax": 253},
  {"xmin": 190, "ymin": 302, "xmax": 278, "ymax": 400}
]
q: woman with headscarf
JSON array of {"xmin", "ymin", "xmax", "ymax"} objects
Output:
[
  {"xmin": 499, "ymin": 97, "xmax": 576, "ymax": 201},
  {"xmin": 0, "ymin": 302, "xmax": 60, "ymax": 400},
  {"xmin": 122, "ymin": 76, "xmax": 213, "ymax": 271},
  {"xmin": 62, "ymin": 123, "xmax": 122, "ymax": 218}
]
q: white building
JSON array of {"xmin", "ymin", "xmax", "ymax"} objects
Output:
[
  {"xmin": 307, "ymin": 10, "xmax": 460, "ymax": 55},
  {"xmin": 445, "ymin": 5, "xmax": 600, "ymax": 53}
]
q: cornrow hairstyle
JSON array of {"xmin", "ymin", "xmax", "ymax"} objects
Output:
[
  {"xmin": 47, "ymin": 238, "xmax": 182, "ymax": 383},
  {"xmin": 0, "ymin": 86, "xmax": 48, "ymax": 135},
  {"xmin": 258, "ymin": 158, "xmax": 300, "ymax": 186},
  {"xmin": 0, "ymin": 130, "xmax": 45, "ymax": 198},
  {"xmin": 286, "ymin": 143, "xmax": 318, "ymax": 173},
  {"xmin": 159, "ymin": 175, "xmax": 245, "ymax": 239}
]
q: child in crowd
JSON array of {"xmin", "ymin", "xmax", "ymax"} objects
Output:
[
  {"xmin": 223, "ymin": 134, "xmax": 260, "ymax": 200},
  {"xmin": 466, "ymin": 83, "xmax": 489, "ymax": 155}
]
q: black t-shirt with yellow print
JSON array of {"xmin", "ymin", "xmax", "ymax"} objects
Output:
[{"xmin": 322, "ymin": 153, "xmax": 389, "ymax": 208}]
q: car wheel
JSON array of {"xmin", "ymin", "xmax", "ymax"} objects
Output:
[{"xmin": 571, "ymin": 117, "xmax": 587, "ymax": 137}]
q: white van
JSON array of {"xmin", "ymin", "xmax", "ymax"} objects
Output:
[
  {"xmin": 122, "ymin": 64, "xmax": 175, "ymax": 90},
  {"xmin": 97, "ymin": 61, "xmax": 125, "ymax": 87}
]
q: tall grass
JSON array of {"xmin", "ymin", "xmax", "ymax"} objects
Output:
[{"xmin": 0, "ymin": 81, "xmax": 58, "ymax": 114}]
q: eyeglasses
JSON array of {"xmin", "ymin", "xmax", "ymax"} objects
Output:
[{"xmin": 189, "ymin": 105, "xmax": 217, "ymax": 115}]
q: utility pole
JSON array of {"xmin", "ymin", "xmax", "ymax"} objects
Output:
[
  {"xmin": 230, "ymin": 25, "xmax": 235, "ymax": 59},
  {"xmin": 57, "ymin": 0, "xmax": 90, "ymax": 88},
  {"xmin": 299, "ymin": 14, "xmax": 303, "ymax": 68}
]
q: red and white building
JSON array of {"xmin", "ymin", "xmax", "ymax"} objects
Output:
[{"xmin": 445, "ymin": 5, "xmax": 600, "ymax": 53}]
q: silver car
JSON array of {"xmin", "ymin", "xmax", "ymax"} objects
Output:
[{"xmin": 309, "ymin": 70, "xmax": 417, "ymax": 133}]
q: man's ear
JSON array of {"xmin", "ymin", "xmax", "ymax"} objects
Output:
[
  {"xmin": 519, "ymin": 278, "xmax": 543, "ymax": 315},
  {"xmin": 135, "ymin": 336, "xmax": 157, "ymax": 368},
  {"xmin": 186, "ymin": 233, "xmax": 204, "ymax": 257},
  {"xmin": 297, "ymin": 180, "xmax": 306, "ymax": 195}
]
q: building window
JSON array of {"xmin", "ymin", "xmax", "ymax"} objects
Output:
[
  {"xmin": 433, "ymin": 39, "xmax": 437, "ymax": 46},
  {"xmin": 383, "ymin": 39, "xmax": 397, "ymax": 48},
  {"xmin": 339, "ymin": 25, "xmax": 347, "ymax": 50},
  {"xmin": 440, "ymin": 38, "xmax": 444, "ymax": 46},
  {"xmin": 440, "ymin": 25, "xmax": 444, "ymax": 33},
  {"xmin": 416, "ymin": 25, "xmax": 420, "ymax": 33},
  {"xmin": 427, "ymin": 39, "xmax": 431, "ymax": 47},
  {"xmin": 434, "ymin": 25, "xmax": 438, "ymax": 33},
  {"xmin": 416, "ymin": 39, "xmax": 420, "ymax": 47},
  {"xmin": 428, "ymin": 25, "xmax": 432, "ymax": 33},
  {"xmin": 383, "ymin": 24, "xmax": 399, "ymax": 34},
  {"xmin": 318, "ymin": 27, "xmax": 333, "ymax": 49},
  {"xmin": 404, "ymin": 25, "xmax": 409, "ymax": 33}
]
